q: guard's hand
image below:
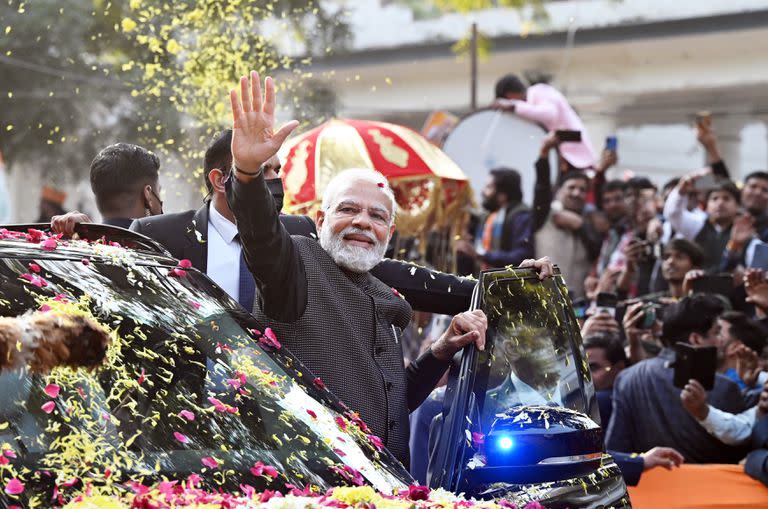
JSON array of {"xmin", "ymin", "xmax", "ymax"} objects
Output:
[
  {"xmin": 680, "ymin": 379, "xmax": 709, "ymax": 421},
  {"xmin": 229, "ymin": 70, "xmax": 298, "ymax": 177},
  {"xmin": 51, "ymin": 211, "xmax": 91, "ymax": 235},
  {"xmin": 519, "ymin": 256, "xmax": 554, "ymax": 280},
  {"xmin": 641, "ymin": 447, "xmax": 684, "ymax": 471},
  {"xmin": 431, "ymin": 310, "xmax": 487, "ymax": 361}
]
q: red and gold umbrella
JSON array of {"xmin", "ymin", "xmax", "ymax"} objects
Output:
[{"xmin": 278, "ymin": 118, "xmax": 472, "ymax": 237}]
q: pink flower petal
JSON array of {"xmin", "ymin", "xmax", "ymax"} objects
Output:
[
  {"xmin": 44, "ymin": 384, "xmax": 60, "ymax": 398},
  {"xmin": 178, "ymin": 259, "xmax": 193, "ymax": 268},
  {"xmin": 201, "ymin": 456, "xmax": 219, "ymax": 468},
  {"xmin": 28, "ymin": 263, "xmax": 41, "ymax": 273},
  {"xmin": 178, "ymin": 410, "xmax": 195, "ymax": 421},
  {"xmin": 81, "ymin": 258, "xmax": 91, "ymax": 265},
  {"xmin": 306, "ymin": 409, "xmax": 317, "ymax": 419},
  {"xmin": 41, "ymin": 401, "xmax": 55, "ymax": 414},
  {"xmin": 173, "ymin": 432, "xmax": 189, "ymax": 444},
  {"xmin": 41, "ymin": 239, "xmax": 58, "ymax": 251},
  {"xmin": 188, "ymin": 300, "xmax": 201, "ymax": 310},
  {"xmin": 313, "ymin": 377, "xmax": 326, "ymax": 390},
  {"xmin": 39, "ymin": 304, "xmax": 51, "ymax": 312},
  {"xmin": 4, "ymin": 478, "xmax": 24, "ymax": 495}
]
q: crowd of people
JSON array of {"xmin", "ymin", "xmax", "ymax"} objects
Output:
[
  {"xmin": 454, "ymin": 76, "xmax": 768, "ymax": 486},
  {"xmin": 6, "ymin": 70, "xmax": 768, "ymax": 492}
]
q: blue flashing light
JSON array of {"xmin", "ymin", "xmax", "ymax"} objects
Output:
[{"xmin": 498, "ymin": 436, "xmax": 514, "ymax": 450}]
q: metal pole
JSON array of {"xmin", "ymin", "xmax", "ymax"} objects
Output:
[{"xmin": 470, "ymin": 22, "xmax": 478, "ymax": 111}]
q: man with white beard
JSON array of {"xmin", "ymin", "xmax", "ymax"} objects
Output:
[{"xmin": 225, "ymin": 71, "xmax": 549, "ymax": 466}]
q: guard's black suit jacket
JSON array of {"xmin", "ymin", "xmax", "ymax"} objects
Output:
[{"xmin": 129, "ymin": 202, "xmax": 475, "ymax": 315}]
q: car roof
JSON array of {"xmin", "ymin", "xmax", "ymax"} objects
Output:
[{"xmin": 0, "ymin": 223, "xmax": 177, "ymax": 265}]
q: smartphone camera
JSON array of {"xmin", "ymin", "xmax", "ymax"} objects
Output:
[
  {"xmin": 640, "ymin": 302, "xmax": 660, "ymax": 329},
  {"xmin": 595, "ymin": 292, "xmax": 618, "ymax": 318},
  {"xmin": 605, "ymin": 136, "xmax": 618, "ymax": 151}
]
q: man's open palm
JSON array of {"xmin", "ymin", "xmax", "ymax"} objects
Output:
[{"xmin": 229, "ymin": 71, "xmax": 298, "ymax": 174}]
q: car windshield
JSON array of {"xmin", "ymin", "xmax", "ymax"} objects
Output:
[
  {"xmin": 476, "ymin": 270, "xmax": 596, "ymax": 432},
  {"xmin": 0, "ymin": 235, "xmax": 409, "ymax": 505}
]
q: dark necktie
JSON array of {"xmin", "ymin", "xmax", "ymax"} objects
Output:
[{"xmin": 236, "ymin": 235, "xmax": 256, "ymax": 312}]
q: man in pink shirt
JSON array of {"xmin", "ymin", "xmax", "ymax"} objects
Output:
[{"xmin": 493, "ymin": 74, "xmax": 596, "ymax": 170}]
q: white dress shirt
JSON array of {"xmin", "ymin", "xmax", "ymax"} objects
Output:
[
  {"xmin": 206, "ymin": 205, "xmax": 241, "ymax": 301},
  {"xmin": 698, "ymin": 371, "xmax": 768, "ymax": 446}
]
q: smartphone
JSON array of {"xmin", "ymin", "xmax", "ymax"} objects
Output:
[
  {"xmin": 572, "ymin": 297, "xmax": 588, "ymax": 319},
  {"xmin": 751, "ymin": 243, "xmax": 768, "ymax": 270},
  {"xmin": 605, "ymin": 136, "xmax": 618, "ymax": 151},
  {"xmin": 640, "ymin": 302, "xmax": 658, "ymax": 329},
  {"xmin": 673, "ymin": 342, "xmax": 717, "ymax": 391},
  {"xmin": 691, "ymin": 274, "xmax": 732, "ymax": 298},
  {"xmin": 555, "ymin": 130, "xmax": 582, "ymax": 142},
  {"xmin": 693, "ymin": 173, "xmax": 717, "ymax": 191},
  {"xmin": 595, "ymin": 292, "xmax": 618, "ymax": 318}
]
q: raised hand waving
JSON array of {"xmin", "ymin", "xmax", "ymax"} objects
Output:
[{"xmin": 229, "ymin": 70, "xmax": 299, "ymax": 176}]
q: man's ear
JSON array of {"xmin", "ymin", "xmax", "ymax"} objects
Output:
[
  {"xmin": 388, "ymin": 222, "xmax": 396, "ymax": 239},
  {"xmin": 141, "ymin": 185, "xmax": 153, "ymax": 208},
  {"xmin": 688, "ymin": 332, "xmax": 704, "ymax": 346},
  {"xmin": 316, "ymin": 209, "xmax": 326, "ymax": 231},
  {"xmin": 208, "ymin": 169, "xmax": 226, "ymax": 193}
]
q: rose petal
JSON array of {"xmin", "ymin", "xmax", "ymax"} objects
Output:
[
  {"xmin": 39, "ymin": 304, "xmax": 51, "ymax": 312},
  {"xmin": 4, "ymin": 478, "xmax": 24, "ymax": 495},
  {"xmin": 41, "ymin": 401, "xmax": 55, "ymax": 414},
  {"xmin": 178, "ymin": 259, "xmax": 193, "ymax": 268},
  {"xmin": 178, "ymin": 410, "xmax": 195, "ymax": 421},
  {"xmin": 28, "ymin": 263, "xmax": 41, "ymax": 273},
  {"xmin": 306, "ymin": 409, "xmax": 317, "ymax": 419},
  {"xmin": 41, "ymin": 239, "xmax": 58, "ymax": 251},
  {"xmin": 201, "ymin": 456, "xmax": 218, "ymax": 468},
  {"xmin": 173, "ymin": 432, "xmax": 189, "ymax": 444},
  {"xmin": 81, "ymin": 258, "xmax": 91, "ymax": 265},
  {"xmin": 44, "ymin": 384, "xmax": 60, "ymax": 398}
]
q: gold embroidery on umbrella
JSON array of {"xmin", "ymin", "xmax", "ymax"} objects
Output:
[
  {"xmin": 369, "ymin": 129, "xmax": 409, "ymax": 168},
  {"xmin": 285, "ymin": 140, "xmax": 310, "ymax": 200}
]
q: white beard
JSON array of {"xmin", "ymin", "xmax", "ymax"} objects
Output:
[{"xmin": 319, "ymin": 225, "xmax": 388, "ymax": 273}]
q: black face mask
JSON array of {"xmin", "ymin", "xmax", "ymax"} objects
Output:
[{"xmin": 266, "ymin": 178, "xmax": 284, "ymax": 213}]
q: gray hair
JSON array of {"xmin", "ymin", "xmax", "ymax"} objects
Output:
[{"xmin": 320, "ymin": 168, "xmax": 397, "ymax": 223}]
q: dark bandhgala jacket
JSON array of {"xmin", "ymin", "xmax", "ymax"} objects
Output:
[{"xmin": 224, "ymin": 173, "xmax": 450, "ymax": 466}]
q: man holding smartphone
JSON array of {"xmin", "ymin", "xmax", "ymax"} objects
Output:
[
  {"xmin": 607, "ymin": 294, "xmax": 748, "ymax": 463},
  {"xmin": 492, "ymin": 74, "xmax": 596, "ymax": 170}
]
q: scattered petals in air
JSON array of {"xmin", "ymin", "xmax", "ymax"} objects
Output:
[
  {"xmin": 334, "ymin": 416, "xmax": 347, "ymax": 431},
  {"xmin": 401, "ymin": 485, "xmax": 431, "ymax": 501},
  {"xmin": 472, "ymin": 431, "xmax": 485, "ymax": 447},
  {"xmin": 39, "ymin": 304, "xmax": 51, "ymax": 312},
  {"xmin": 4, "ymin": 478, "xmax": 24, "ymax": 495},
  {"xmin": 44, "ymin": 384, "xmax": 61, "ymax": 398},
  {"xmin": 28, "ymin": 262, "xmax": 41, "ymax": 273},
  {"xmin": 41, "ymin": 401, "xmax": 56, "ymax": 414},
  {"xmin": 173, "ymin": 432, "xmax": 189, "ymax": 444},
  {"xmin": 188, "ymin": 300, "xmax": 201, "ymax": 310},
  {"xmin": 137, "ymin": 368, "xmax": 146, "ymax": 385},
  {"xmin": 81, "ymin": 258, "xmax": 90, "ymax": 265},
  {"xmin": 313, "ymin": 377, "xmax": 326, "ymax": 390},
  {"xmin": 178, "ymin": 259, "xmax": 193, "ymax": 268},
  {"xmin": 306, "ymin": 409, "xmax": 317, "ymax": 419}
]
